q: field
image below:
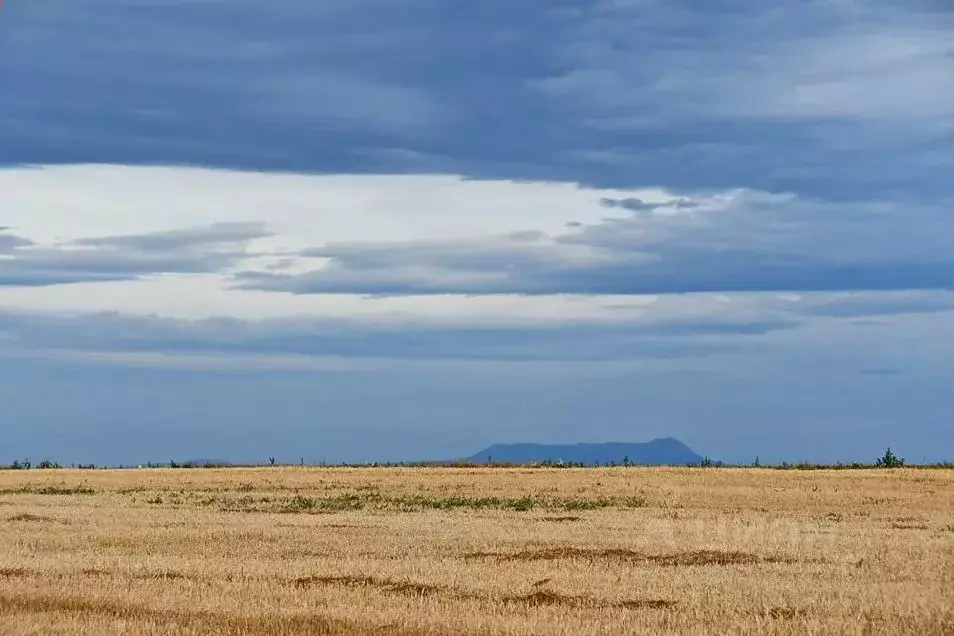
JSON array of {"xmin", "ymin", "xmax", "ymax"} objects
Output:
[{"xmin": 0, "ymin": 467, "xmax": 952, "ymax": 635}]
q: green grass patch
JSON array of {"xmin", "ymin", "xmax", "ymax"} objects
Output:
[
  {"xmin": 277, "ymin": 493, "xmax": 648, "ymax": 513},
  {"xmin": 285, "ymin": 494, "xmax": 369, "ymax": 512},
  {"xmin": 0, "ymin": 486, "xmax": 96, "ymax": 496}
]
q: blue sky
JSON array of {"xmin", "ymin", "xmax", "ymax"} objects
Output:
[{"xmin": 1, "ymin": 1, "xmax": 952, "ymax": 464}]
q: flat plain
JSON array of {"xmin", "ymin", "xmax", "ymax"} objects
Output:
[{"xmin": 0, "ymin": 467, "xmax": 951, "ymax": 635}]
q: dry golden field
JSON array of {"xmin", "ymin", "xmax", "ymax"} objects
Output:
[{"xmin": 0, "ymin": 467, "xmax": 952, "ymax": 635}]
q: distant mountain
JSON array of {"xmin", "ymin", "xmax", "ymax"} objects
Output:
[{"xmin": 463, "ymin": 438, "xmax": 705, "ymax": 466}]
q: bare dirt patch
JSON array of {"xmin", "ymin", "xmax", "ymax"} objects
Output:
[
  {"xmin": 503, "ymin": 590, "xmax": 676, "ymax": 610},
  {"xmin": 134, "ymin": 571, "xmax": 190, "ymax": 581},
  {"xmin": 0, "ymin": 568, "xmax": 30, "ymax": 579},
  {"xmin": 7, "ymin": 513, "xmax": 66, "ymax": 524},
  {"xmin": 80, "ymin": 569, "xmax": 111, "ymax": 577},
  {"xmin": 465, "ymin": 547, "xmax": 793, "ymax": 566},
  {"xmin": 293, "ymin": 575, "xmax": 447, "ymax": 599},
  {"xmin": 293, "ymin": 574, "xmax": 677, "ymax": 611}
]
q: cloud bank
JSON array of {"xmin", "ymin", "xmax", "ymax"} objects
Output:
[
  {"xmin": 2, "ymin": 1, "xmax": 951, "ymax": 196},
  {"xmin": 2, "ymin": 165, "xmax": 953, "ymax": 372},
  {"xmin": 240, "ymin": 190, "xmax": 954, "ymax": 296}
]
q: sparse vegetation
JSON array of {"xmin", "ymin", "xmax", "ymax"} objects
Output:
[
  {"xmin": 35, "ymin": 486, "xmax": 95, "ymax": 495},
  {"xmin": 4, "ymin": 455, "xmax": 949, "ymax": 471},
  {"xmin": 877, "ymin": 447, "xmax": 905, "ymax": 468},
  {"xmin": 271, "ymin": 492, "xmax": 648, "ymax": 514},
  {"xmin": 0, "ymin": 486, "xmax": 96, "ymax": 496}
]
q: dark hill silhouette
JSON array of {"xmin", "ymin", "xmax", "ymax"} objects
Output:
[{"xmin": 464, "ymin": 438, "xmax": 704, "ymax": 466}]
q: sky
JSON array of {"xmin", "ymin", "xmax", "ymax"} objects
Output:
[{"xmin": 1, "ymin": 1, "xmax": 952, "ymax": 465}]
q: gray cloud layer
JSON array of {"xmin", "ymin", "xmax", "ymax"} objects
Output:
[
  {"xmin": 0, "ymin": 310, "xmax": 782, "ymax": 363},
  {"xmin": 2, "ymin": 1, "xmax": 950, "ymax": 197},
  {"xmin": 238, "ymin": 192, "xmax": 954, "ymax": 296},
  {"xmin": 4, "ymin": 291, "xmax": 953, "ymax": 363},
  {"xmin": 0, "ymin": 223, "xmax": 269, "ymax": 286}
]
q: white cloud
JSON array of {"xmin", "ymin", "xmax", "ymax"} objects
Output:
[
  {"xmin": 3, "ymin": 164, "xmax": 952, "ymax": 324},
  {"xmin": 0, "ymin": 164, "xmax": 671, "ymax": 320},
  {"xmin": 2, "ymin": 164, "xmax": 665, "ymax": 243}
]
